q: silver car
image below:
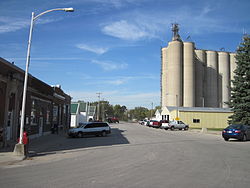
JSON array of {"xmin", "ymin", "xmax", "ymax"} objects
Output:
[
  {"xmin": 68, "ymin": 122, "xmax": 111, "ymax": 138},
  {"xmin": 169, "ymin": 120, "xmax": 189, "ymax": 131}
]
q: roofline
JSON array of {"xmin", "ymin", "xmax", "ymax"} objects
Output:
[{"xmin": 163, "ymin": 106, "xmax": 232, "ymax": 113}]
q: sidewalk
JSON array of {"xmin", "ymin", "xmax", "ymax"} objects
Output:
[
  {"xmin": 189, "ymin": 128, "xmax": 221, "ymax": 135},
  {"xmin": 0, "ymin": 132, "xmax": 67, "ymax": 167}
]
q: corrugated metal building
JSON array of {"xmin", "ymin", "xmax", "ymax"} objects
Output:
[{"xmin": 161, "ymin": 107, "xmax": 232, "ymax": 129}]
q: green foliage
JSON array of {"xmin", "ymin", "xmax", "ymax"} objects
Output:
[
  {"xmin": 89, "ymin": 101, "xmax": 160, "ymax": 121},
  {"xmin": 228, "ymin": 35, "xmax": 250, "ymax": 125},
  {"xmin": 113, "ymin": 104, "xmax": 127, "ymax": 120},
  {"xmin": 129, "ymin": 107, "xmax": 149, "ymax": 120}
]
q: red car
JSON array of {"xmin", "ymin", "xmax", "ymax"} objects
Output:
[
  {"xmin": 107, "ymin": 117, "xmax": 119, "ymax": 123},
  {"xmin": 148, "ymin": 120, "xmax": 161, "ymax": 128}
]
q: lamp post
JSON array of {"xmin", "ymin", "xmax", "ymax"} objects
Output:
[{"xmin": 15, "ymin": 8, "xmax": 74, "ymax": 156}]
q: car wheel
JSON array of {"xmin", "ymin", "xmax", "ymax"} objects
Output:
[
  {"xmin": 77, "ymin": 132, "xmax": 83, "ymax": 138},
  {"xmin": 224, "ymin": 138, "xmax": 229, "ymax": 141},
  {"xmin": 184, "ymin": 126, "xmax": 189, "ymax": 131},
  {"xmin": 170, "ymin": 126, "xmax": 174, "ymax": 131},
  {"xmin": 101, "ymin": 131, "xmax": 107, "ymax": 137},
  {"xmin": 165, "ymin": 128, "xmax": 169, "ymax": 130},
  {"xmin": 179, "ymin": 128, "xmax": 182, "ymax": 130}
]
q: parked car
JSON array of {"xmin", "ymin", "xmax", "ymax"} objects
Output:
[
  {"xmin": 147, "ymin": 120, "xmax": 161, "ymax": 128},
  {"xmin": 139, "ymin": 119, "xmax": 148, "ymax": 125},
  {"xmin": 222, "ymin": 124, "xmax": 250, "ymax": 141},
  {"xmin": 107, "ymin": 117, "xmax": 119, "ymax": 123},
  {"xmin": 168, "ymin": 120, "xmax": 189, "ymax": 130},
  {"xmin": 160, "ymin": 120, "xmax": 170, "ymax": 130},
  {"xmin": 68, "ymin": 122, "xmax": 111, "ymax": 138}
]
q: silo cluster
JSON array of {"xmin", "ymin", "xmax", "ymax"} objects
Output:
[{"xmin": 161, "ymin": 27, "xmax": 236, "ymax": 108}]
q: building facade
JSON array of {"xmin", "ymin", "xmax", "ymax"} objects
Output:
[
  {"xmin": 161, "ymin": 24, "xmax": 236, "ymax": 108},
  {"xmin": 0, "ymin": 57, "xmax": 71, "ymax": 148},
  {"xmin": 70, "ymin": 101, "xmax": 96, "ymax": 127},
  {"xmin": 161, "ymin": 106, "xmax": 233, "ymax": 129}
]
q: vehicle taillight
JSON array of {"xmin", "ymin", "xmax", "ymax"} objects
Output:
[
  {"xmin": 235, "ymin": 130, "xmax": 241, "ymax": 133},
  {"xmin": 223, "ymin": 130, "xmax": 226, "ymax": 133}
]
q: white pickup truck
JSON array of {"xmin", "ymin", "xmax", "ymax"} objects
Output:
[{"xmin": 168, "ymin": 120, "xmax": 189, "ymax": 131}]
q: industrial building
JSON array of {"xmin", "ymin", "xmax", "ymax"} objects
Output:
[
  {"xmin": 161, "ymin": 107, "xmax": 233, "ymax": 129},
  {"xmin": 160, "ymin": 24, "xmax": 237, "ymax": 128},
  {"xmin": 161, "ymin": 24, "xmax": 236, "ymax": 108}
]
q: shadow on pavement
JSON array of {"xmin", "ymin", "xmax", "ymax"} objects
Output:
[{"xmin": 28, "ymin": 127, "xmax": 129, "ymax": 158}]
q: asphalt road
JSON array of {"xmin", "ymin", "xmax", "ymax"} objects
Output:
[{"xmin": 1, "ymin": 122, "xmax": 250, "ymax": 188}]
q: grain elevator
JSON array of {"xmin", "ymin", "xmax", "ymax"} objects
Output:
[{"xmin": 161, "ymin": 24, "xmax": 236, "ymax": 108}]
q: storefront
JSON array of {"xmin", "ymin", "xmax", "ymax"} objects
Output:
[{"xmin": 0, "ymin": 57, "xmax": 71, "ymax": 148}]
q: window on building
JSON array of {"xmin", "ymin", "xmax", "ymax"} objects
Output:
[
  {"xmin": 162, "ymin": 115, "xmax": 166, "ymax": 120},
  {"xmin": 46, "ymin": 109, "xmax": 50, "ymax": 124},
  {"xmin": 31, "ymin": 100, "xmax": 37, "ymax": 125},
  {"xmin": 193, "ymin": 119, "xmax": 200, "ymax": 123},
  {"xmin": 53, "ymin": 106, "xmax": 58, "ymax": 122}
]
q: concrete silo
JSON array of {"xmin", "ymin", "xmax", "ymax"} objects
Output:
[
  {"xmin": 166, "ymin": 40, "xmax": 183, "ymax": 107},
  {"xmin": 218, "ymin": 52, "xmax": 230, "ymax": 108},
  {"xmin": 161, "ymin": 47, "xmax": 168, "ymax": 107},
  {"xmin": 195, "ymin": 49, "xmax": 206, "ymax": 107},
  {"xmin": 205, "ymin": 51, "xmax": 219, "ymax": 107},
  {"xmin": 183, "ymin": 42, "xmax": 195, "ymax": 107},
  {"xmin": 230, "ymin": 53, "xmax": 237, "ymax": 87}
]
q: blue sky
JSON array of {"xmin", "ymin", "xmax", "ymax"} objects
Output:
[{"xmin": 0, "ymin": 0, "xmax": 249, "ymax": 109}]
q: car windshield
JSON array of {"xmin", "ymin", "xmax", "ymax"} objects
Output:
[
  {"xmin": 77, "ymin": 123, "xmax": 87, "ymax": 128},
  {"xmin": 227, "ymin": 124, "xmax": 243, "ymax": 129}
]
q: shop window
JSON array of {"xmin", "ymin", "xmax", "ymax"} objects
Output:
[
  {"xmin": 193, "ymin": 119, "xmax": 200, "ymax": 123},
  {"xmin": 46, "ymin": 109, "xmax": 50, "ymax": 124},
  {"xmin": 53, "ymin": 106, "xmax": 58, "ymax": 122},
  {"xmin": 31, "ymin": 100, "xmax": 37, "ymax": 125}
]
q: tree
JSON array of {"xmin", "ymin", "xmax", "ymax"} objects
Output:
[
  {"xmin": 90, "ymin": 101, "xmax": 113, "ymax": 121},
  {"xmin": 129, "ymin": 107, "xmax": 149, "ymax": 120},
  {"xmin": 228, "ymin": 35, "xmax": 250, "ymax": 125},
  {"xmin": 113, "ymin": 105, "xmax": 127, "ymax": 120}
]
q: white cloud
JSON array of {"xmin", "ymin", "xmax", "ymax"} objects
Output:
[
  {"xmin": 76, "ymin": 44, "xmax": 109, "ymax": 54},
  {"xmin": 61, "ymin": 0, "xmax": 145, "ymax": 9},
  {"xmin": 102, "ymin": 20, "xmax": 155, "ymax": 40},
  {"xmin": 91, "ymin": 60, "xmax": 128, "ymax": 71},
  {"xmin": 0, "ymin": 16, "xmax": 29, "ymax": 34},
  {"xmin": 0, "ymin": 16, "xmax": 64, "ymax": 34},
  {"xmin": 77, "ymin": 74, "xmax": 158, "ymax": 87},
  {"xmin": 104, "ymin": 77, "xmax": 130, "ymax": 85},
  {"xmin": 101, "ymin": 3, "xmax": 246, "ymax": 41}
]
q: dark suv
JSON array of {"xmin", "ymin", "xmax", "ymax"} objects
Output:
[{"xmin": 68, "ymin": 122, "xmax": 111, "ymax": 138}]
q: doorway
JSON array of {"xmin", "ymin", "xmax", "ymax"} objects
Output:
[{"xmin": 39, "ymin": 117, "xmax": 43, "ymax": 136}]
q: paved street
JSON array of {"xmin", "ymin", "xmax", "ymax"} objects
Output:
[{"xmin": 0, "ymin": 122, "xmax": 250, "ymax": 188}]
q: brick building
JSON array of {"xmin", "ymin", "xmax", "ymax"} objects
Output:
[{"xmin": 0, "ymin": 57, "xmax": 71, "ymax": 148}]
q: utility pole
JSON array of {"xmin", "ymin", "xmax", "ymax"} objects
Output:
[
  {"xmin": 150, "ymin": 102, "xmax": 153, "ymax": 119},
  {"xmin": 96, "ymin": 92, "xmax": 102, "ymax": 121},
  {"xmin": 102, "ymin": 98, "xmax": 105, "ymax": 122}
]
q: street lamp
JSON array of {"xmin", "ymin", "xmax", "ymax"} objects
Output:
[{"xmin": 15, "ymin": 8, "xmax": 74, "ymax": 155}]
